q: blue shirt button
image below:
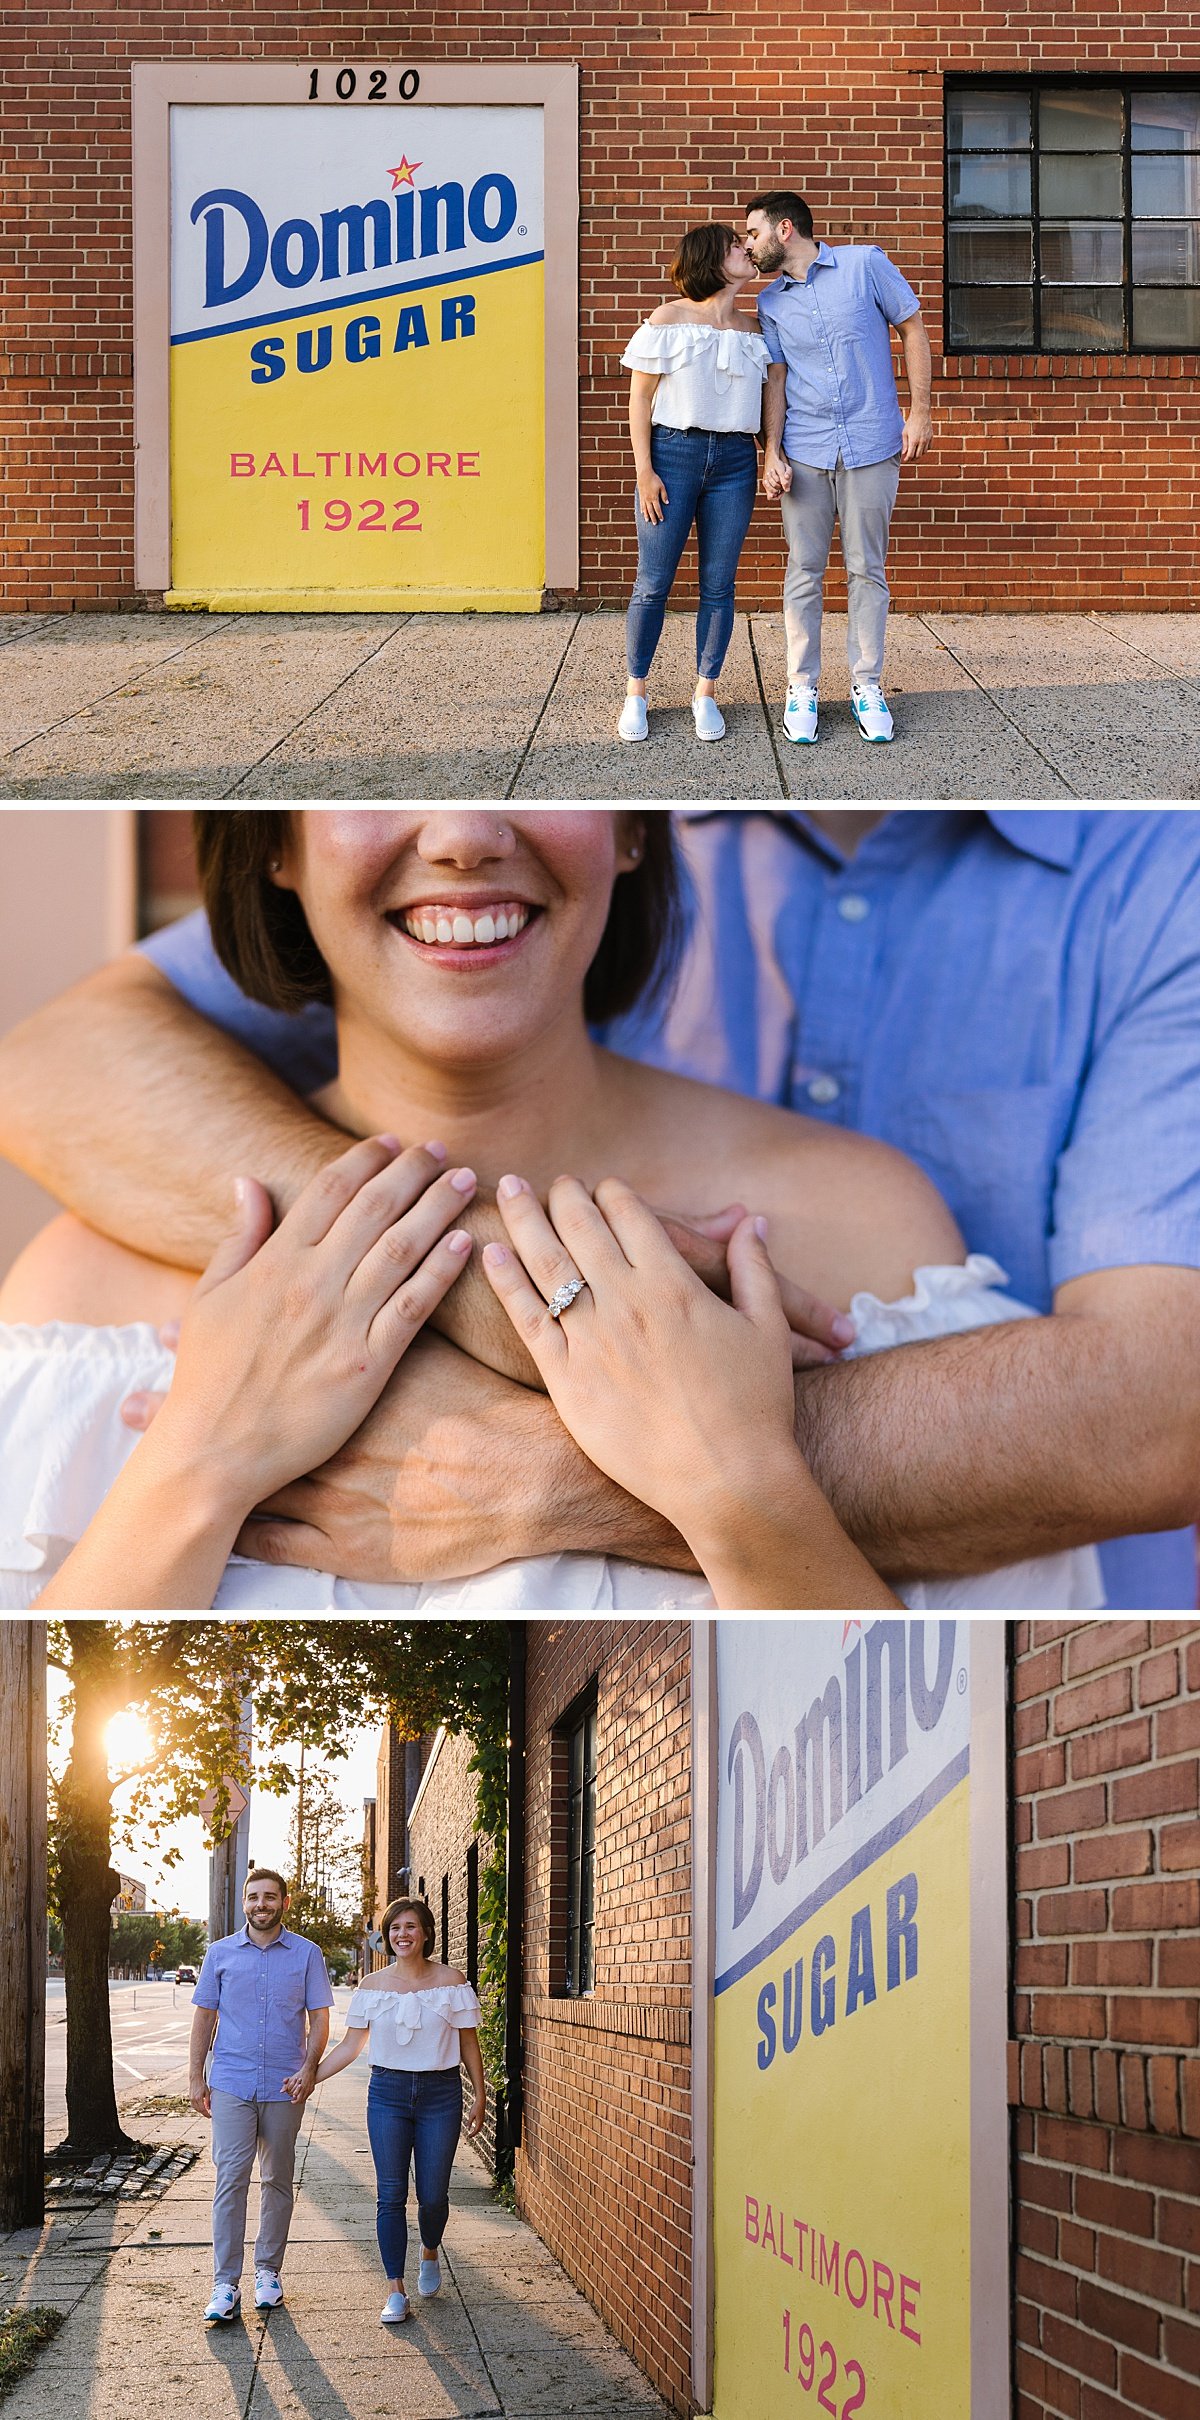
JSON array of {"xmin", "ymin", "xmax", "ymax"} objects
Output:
[
  {"xmin": 807, "ymin": 1075, "xmax": 841, "ymax": 1105},
  {"xmin": 838, "ymin": 894, "xmax": 871, "ymax": 923}
]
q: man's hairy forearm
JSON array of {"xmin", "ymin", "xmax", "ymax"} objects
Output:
[
  {"xmin": 793, "ymin": 1306, "xmax": 1198, "ymax": 1579},
  {"xmin": 0, "ymin": 956, "xmax": 544, "ymax": 1384}
]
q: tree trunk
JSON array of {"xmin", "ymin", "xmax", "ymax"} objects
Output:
[
  {"xmin": 0, "ymin": 1622, "xmax": 47, "ymax": 2225},
  {"xmin": 57, "ymin": 1638, "xmax": 132, "ymax": 2155}
]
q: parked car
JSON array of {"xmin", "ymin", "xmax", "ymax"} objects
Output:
[{"xmin": 175, "ymin": 1964, "xmax": 197, "ymax": 1985}]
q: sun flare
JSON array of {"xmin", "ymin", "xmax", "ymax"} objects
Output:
[{"xmin": 104, "ymin": 1709, "xmax": 156, "ymax": 1775}]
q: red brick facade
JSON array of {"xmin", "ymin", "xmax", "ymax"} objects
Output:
[
  {"xmin": 4, "ymin": 15, "xmax": 1197, "ymax": 613},
  {"xmin": 518, "ymin": 1618, "xmax": 694, "ymax": 2416},
  {"xmin": 1013, "ymin": 1619, "xmax": 1200, "ymax": 2420}
]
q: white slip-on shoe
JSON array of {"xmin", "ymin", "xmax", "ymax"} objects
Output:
[
  {"xmin": 692, "ymin": 692, "xmax": 725, "ymax": 741},
  {"xmin": 783, "ymin": 681, "xmax": 819, "ymax": 743},
  {"xmin": 617, "ymin": 695, "xmax": 648, "ymax": 741},
  {"xmin": 380, "ymin": 2289, "xmax": 410, "ymax": 2324},
  {"xmin": 204, "ymin": 2281, "xmax": 242, "ymax": 2325},
  {"xmin": 418, "ymin": 2255, "xmax": 442, "ymax": 2299},
  {"xmin": 851, "ymin": 680, "xmax": 894, "ymax": 742},
  {"xmin": 254, "ymin": 2268, "xmax": 284, "ymax": 2310}
]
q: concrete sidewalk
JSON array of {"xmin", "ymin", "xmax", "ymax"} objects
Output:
[
  {"xmin": 0, "ymin": 608, "xmax": 1196, "ymax": 800},
  {"xmin": 0, "ymin": 2060, "xmax": 670, "ymax": 2419}
]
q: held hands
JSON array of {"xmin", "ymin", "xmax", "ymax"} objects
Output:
[
  {"xmin": 143, "ymin": 1137, "xmax": 475, "ymax": 1521},
  {"xmin": 480, "ymin": 1174, "xmax": 802, "ymax": 1545},
  {"xmin": 762, "ymin": 448, "xmax": 793, "ymax": 498},
  {"xmin": 281, "ymin": 2065, "xmax": 318, "ymax": 2104}
]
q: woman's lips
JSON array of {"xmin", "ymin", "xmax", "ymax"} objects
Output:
[{"xmin": 385, "ymin": 902, "xmax": 541, "ymax": 967}]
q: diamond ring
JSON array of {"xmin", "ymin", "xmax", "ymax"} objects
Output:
[{"xmin": 548, "ymin": 1277, "xmax": 586, "ymax": 1320}]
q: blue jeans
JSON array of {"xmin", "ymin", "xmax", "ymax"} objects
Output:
[
  {"xmin": 625, "ymin": 427, "xmax": 758, "ymax": 680},
  {"xmin": 366, "ymin": 2066, "xmax": 463, "ymax": 2281}
]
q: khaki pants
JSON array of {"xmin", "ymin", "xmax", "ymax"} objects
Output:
[
  {"xmin": 210, "ymin": 2089, "xmax": 303, "ymax": 2283},
  {"xmin": 780, "ymin": 453, "xmax": 901, "ymax": 686}
]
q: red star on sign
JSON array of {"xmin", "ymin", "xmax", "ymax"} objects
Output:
[
  {"xmin": 389, "ymin": 156, "xmax": 421, "ymax": 188},
  {"xmin": 842, "ymin": 1620, "xmax": 863, "ymax": 1646}
]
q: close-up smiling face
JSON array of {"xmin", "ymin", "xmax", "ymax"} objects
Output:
[{"xmin": 272, "ymin": 811, "xmax": 644, "ymax": 1073}]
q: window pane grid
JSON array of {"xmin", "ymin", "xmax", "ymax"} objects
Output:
[
  {"xmin": 562, "ymin": 1704, "xmax": 597, "ymax": 1997},
  {"xmin": 946, "ymin": 78, "xmax": 1200, "ymax": 352}
]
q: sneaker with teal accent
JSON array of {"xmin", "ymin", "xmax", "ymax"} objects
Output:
[
  {"xmin": 851, "ymin": 681, "xmax": 894, "ymax": 742},
  {"xmin": 783, "ymin": 682, "xmax": 819, "ymax": 744},
  {"xmin": 204, "ymin": 2281, "xmax": 241, "ymax": 2325}
]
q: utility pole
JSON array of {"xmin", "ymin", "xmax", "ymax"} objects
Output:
[
  {"xmin": 0, "ymin": 1621, "xmax": 47, "ymax": 2227},
  {"xmin": 207, "ymin": 1695, "xmax": 252, "ymax": 1944}
]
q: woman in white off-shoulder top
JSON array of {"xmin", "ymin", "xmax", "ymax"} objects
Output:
[
  {"xmin": 294, "ymin": 1896, "xmax": 485, "ymax": 2325},
  {"xmin": 0, "ymin": 809, "xmax": 1103, "ymax": 1613},
  {"xmin": 618, "ymin": 225, "xmax": 770, "ymax": 745}
]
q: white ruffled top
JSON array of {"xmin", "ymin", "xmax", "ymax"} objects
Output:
[
  {"xmin": 621, "ymin": 320, "xmax": 771, "ymax": 432},
  {"xmin": 0, "ymin": 1257, "xmax": 1103, "ymax": 1611},
  {"xmin": 345, "ymin": 1980, "xmax": 482, "ymax": 2072}
]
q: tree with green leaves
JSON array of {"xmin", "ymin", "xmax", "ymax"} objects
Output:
[{"xmin": 48, "ymin": 1619, "xmax": 510, "ymax": 2155}]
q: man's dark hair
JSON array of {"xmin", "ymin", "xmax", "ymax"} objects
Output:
[
  {"xmin": 671, "ymin": 222, "xmax": 739, "ymax": 302},
  {"xmin": 244, "ymin": 1866, "xmax": 288, "ymax": 1896},
  {"xmin": 744, "ymin": 190, "xmax": 815, "ymax": 239},
  {"xmin": 380, "ymin": 1896, "xmax": 436, "ymax": 1958},
  {"xmin": 192, "ymin": 812, "xmax": 685, "ymax": 1026}
]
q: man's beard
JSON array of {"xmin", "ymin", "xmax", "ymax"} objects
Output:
[
  {"xmin": 248, "ymin": 1911, "xmax": 278, "ymax": 1927},
  {"xmin": 755, "ymin": 234, "xmax": 787, "ymax": 272}
]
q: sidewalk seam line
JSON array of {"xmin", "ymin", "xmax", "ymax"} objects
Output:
[
  {"xmin": 915, "ymin": 614, "xmax": 1080, "ymax": 798},
  {"xmin": 503, "ymin": 612, "xmax": 582, "ymax": 797},
  {"xmin": 3, "ymin": 614, "xmax": 249, "ymax": 758},
  {"xmin": 0, "ymin": 614, "xmax": 70, "ymax": 649},
  {"xmin": 223, "ymin": 615, "xmax": 416, "ymax": 795},
  {"xmin": 1087, "ymin": 608, "xmax": 1200, "ymax": 687},
  {"xmin": 747, "ymin": 616, "xmax": 788, "ymax": 796}
]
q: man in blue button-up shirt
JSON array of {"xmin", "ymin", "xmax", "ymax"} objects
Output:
[
  {"xmin": 189, "ymin": 1867, "xmax": 332, "ymax": 2322},
  {"xmin": 745, "ymin": 191, "xmax": 933, "ymax": 748},
  {"xmin": 0, "ymin": 810, "xmax": 1197, "ymax": 1609}
]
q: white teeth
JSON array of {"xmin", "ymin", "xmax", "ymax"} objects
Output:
[{"xmin": 401, "ymin": 904, "xmax": 529, "ymax": 948}]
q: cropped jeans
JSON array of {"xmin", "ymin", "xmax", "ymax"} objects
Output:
[
  {"xmin": 366, "ymin": 2065, "xmax": 463, "ymax": 2281},
  {"xmin": 626, "ymin": 426, "xmax": 758, "ymax": 681}
]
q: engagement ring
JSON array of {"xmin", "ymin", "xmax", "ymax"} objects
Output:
[{"xmin": 548, "ymin": 1277, "xmax": 586, "ymax": 1319}]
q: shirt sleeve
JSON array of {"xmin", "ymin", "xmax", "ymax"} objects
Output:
[
  {"xmin": 136, "ymin": 910, "xmax": 339, "ymax": 1095},
  {"xmin": 344, "ymin": 1989, "xmax": 372, "ymax": 2029},
  {"xmin": 866, "ymin": 248, "xmax": 921, "ymax": 326},
  {"xmin": 1049, "ymin": 843, "xmax": 1200, "ymax": 1291},
  {"xmin": 756, "ymin": 296, "xmax": 786, "ymax": 364},
  {"xmin": 305, "ymin": 1943, "xmax": 336, "ymax": 2009},
  {"xmin": 191, "ymin": 1945, "xmax": 221, "ymax": 2010}
]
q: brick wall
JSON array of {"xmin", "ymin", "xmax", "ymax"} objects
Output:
[
  {"xmin": 1013, "ymin": 1619, "xmax": 1200, "ymax": 2420},
  {"xmin": 518, "ymin": 1618, "xmax": 693, "ymax": 2417},
  {"xmin": 4, "ymin": 14, "xmax": 1197, "ymax": 612}
]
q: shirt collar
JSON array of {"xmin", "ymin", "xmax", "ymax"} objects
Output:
[
  {"xmin": 985, "ymin": 810, "xmax": 1083, "ymax": 869},
  {"xmin": 675, "ymin": 808, "xmax": 1084, "ymax": 872},
  {"xmin": 778, "ymin": 241, "xmax": 836, "ymax": 288},
  {"xmin": 237, "ymin": 1921, "xmax": 292, "ymax": 1947}
]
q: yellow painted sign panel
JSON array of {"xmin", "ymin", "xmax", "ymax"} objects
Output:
[
  {"xmin": 168, "ymin": 105, "xmax": 546, "ymax": 608},
  {"xmin": 712, "ymin": 1621, "xmax": 979, "ymax": 2420}
]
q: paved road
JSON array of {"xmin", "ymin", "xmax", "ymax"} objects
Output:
[
  {"xmin": 45, "ymin": 1979, "xmax": 197, "ymax": 2143},
  {"xmin": 1, "ymin": 607, "xmax": 1197, "ymax": 799}
]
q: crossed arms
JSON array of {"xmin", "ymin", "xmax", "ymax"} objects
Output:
[{"xmin": 2, "ymin": 951, "xmax": 1199, "ymax": 1584}]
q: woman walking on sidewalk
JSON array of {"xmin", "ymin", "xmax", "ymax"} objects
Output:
[{"xmin": 290, "ymin": 1897, "xmax": 484, "ymax": 2324}]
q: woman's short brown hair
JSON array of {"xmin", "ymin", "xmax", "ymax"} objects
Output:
[
  {"xmin": 192, "ymin": 813, "xmax": 684, "ymax": 1026},
  {"xmin": 670, "ymin": 223, "xmax": 739, "ymax": 302},
  {"xmin": 380, "ymin": 1896, "xmax": 436, "ymax": 1957}
]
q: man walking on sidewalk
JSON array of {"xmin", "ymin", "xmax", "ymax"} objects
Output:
[
  {"xmin": 744, "ymin": 190, "xmax": 933, "ymax": 745},
  {"xmin": 189, "ymin": 1865, "xmax": 333, "ymax": 2324}
]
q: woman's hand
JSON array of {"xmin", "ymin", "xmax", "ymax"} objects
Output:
[
  {"xmin": 481, "ymin": 1174, "xmax": 798, "ymax": 1539},
  {"xmin": 480, "ymin": 1176, "xmax": 901, "ymax": 1610},
  {"xmin": 151, "ymin": 1136, "xmax": 476, "ymax": 1521},
  {"xmin": 637, "ymin": 468, "xmax": 669, "ymax": 525},
  {"xmin": 463, "ymin": 2082, "xmax": 487, "ymax": 2139}
]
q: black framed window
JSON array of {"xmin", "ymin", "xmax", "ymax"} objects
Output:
[
  {"xmin": 465, "ymin": 1841, "xmax": 479, "ymax": 1990},
  {"xmin": 563, "ymin": 1699, "xmax": 597, "ymax": 1996},
  {"xmin": 945, "ymin": 78, "xmax": 1200, "ymax": 352}
]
